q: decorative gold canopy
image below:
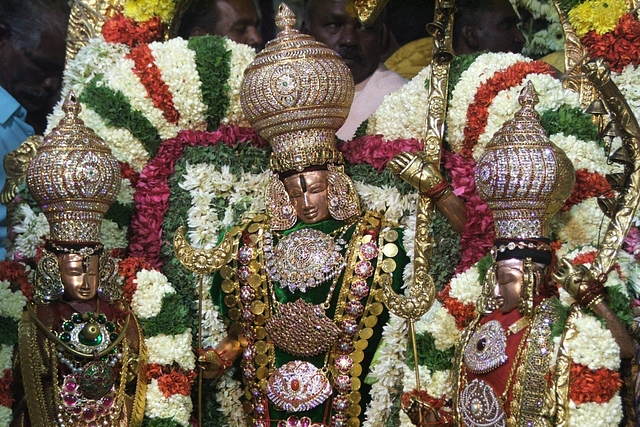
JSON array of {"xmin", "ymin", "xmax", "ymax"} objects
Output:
[
  {"xmin": 26, "ymin": 92, "xmax": 121, "ymax": 244},
  {"xmin": 474, "ymin": 81, "xmax": 575, "ymax": 240},
  {"xmin": 240, "ymin": 3, "xmax": 354, "ymax": 173}
]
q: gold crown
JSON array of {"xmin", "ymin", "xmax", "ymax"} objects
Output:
[
  {"xmin": 240, "ymin": 3, "xmax": 355, "ymax": 173},
  {"xmin": 474, "ymin": 81, "xmax": 575, "ymax": 240},
  {"xmin": 26, "ymin": 92, "xmax": 121, "ymax": 244}
]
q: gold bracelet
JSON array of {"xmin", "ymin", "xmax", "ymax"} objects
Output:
[{"xmin": 585, "ymin": 294, "xmax": 606, "ymax": 311}]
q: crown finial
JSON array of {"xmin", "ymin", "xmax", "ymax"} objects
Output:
[{"xmin": 275, "ymin": 3, "xmax": 296, "ymax": 32}]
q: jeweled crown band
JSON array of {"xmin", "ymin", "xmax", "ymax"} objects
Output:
[{"xmin": 492, "ymin": 238, "xmax": 552, "ymax": 264}]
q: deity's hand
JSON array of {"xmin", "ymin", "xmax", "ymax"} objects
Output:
[
  {"xmin": 553, "ymin": 258, "xmax": 605, "ymax": 308},
  {"xmin": 387, "ymin": 152, "xmax": 445, "ymax": 196},
  {"xmin": 197, "ymin": 336, "xmax": 241, "ymax": 379}
]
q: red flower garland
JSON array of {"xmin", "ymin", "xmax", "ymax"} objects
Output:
[
  {"xmin": 569, "ymin": 364, "xmax": 622, "ymax": 404},
  {"xmin": 581, "ymin": 14, "xmax": 640, "ymax": 73},
  {"xmin": 562, "ymin": 169, "xmax": 613, "ymax": 212},
  {"xmin": 127, "ymin": 43, "xmax": 180, "ymax": 124},
  {"xmin": 101, "ymin": 13, "xmax": 165, "ymax": 48},
  {"xmin": 147, "ymin": 363, "xmax": 197, "ymax": 398},
  {"xmin": 120, "ymin": 162, "xmax": 140, "ymax": 188},
  {"xmin": 0, "ymin": 370, "xmax": 14, "ymax": 408},
  {"xmin": 129, "ymin": 126, "xmax": 267, "ymax": 267},
  {"xmin": 460, "ymin": 61, "xmax": 554, "ymax": 158},
  {"xmin": 118, "ymin": 256, "xmax": 154, "ymax": 302},
  {"xmin": 0, "ymin": 260, "xmax": 32, "ymax": 301},
  {"xmin": 338, "ymin": 135, "xmax": 424, "ymax": 171}
]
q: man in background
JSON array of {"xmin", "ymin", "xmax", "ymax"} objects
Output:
[
  {"xmin": 302, "ymin": 0, "xmax": 407, "ymax": 141},
  {"xmin": 0, "ymin": 0, "xmax": 70, "ymax": 259},
  {"xmin": 178, "ymin": 0, "xmax": 263, "ymax": 51}
]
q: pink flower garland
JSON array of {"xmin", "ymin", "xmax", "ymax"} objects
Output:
[
  {"xmin": 443, "ymin": 150, "xmax": 495, "ymax": 273},
  {"xmin": 339, "ymin": 135, "xmax": 424, "ymax": 171},
  {"xmin": 128, "ymin": 126, "xmax": 267, "ymax": 267}
]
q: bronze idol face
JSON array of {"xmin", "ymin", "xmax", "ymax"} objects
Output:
[
  {"xmin": 494, "ymin": 258, "xmax": 525, "ymax": 313},
  {"xmin": 283, "ymin": 170, "xmax": 331, "ymax": 224},
  {"xmin": 58, "ymin": 253, "xmax": 99, "ymax": 301}
]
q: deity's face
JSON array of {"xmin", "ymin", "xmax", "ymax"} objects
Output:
[
  {"xmin": 494, "ymin": 258, "xmax": 525, "ymax": 313},
  {"xmin": 283, "ymin": 169, "xmax": 330, "ymax": 224},
  {"xmin": 58, "ymin": 253, "xmax": 99, "ymax": 301}
]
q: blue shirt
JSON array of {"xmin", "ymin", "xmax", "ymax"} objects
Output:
[{"xmin": 0, "ymin": 86, "xmax": 35, "ymax": 259}]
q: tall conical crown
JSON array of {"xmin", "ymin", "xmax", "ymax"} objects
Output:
[
  {"xmin": 26, "ymin": 92, "xmax": 121, "ymax": 245},
  {"xmin": 240, "ymin": 3, "xmax": 355, "ymax": 173},
  {"xmin": 475, "ymin": 81, "xmax": 575, "ymax": 240}
]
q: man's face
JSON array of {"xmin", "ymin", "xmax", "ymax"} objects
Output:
[
  {"xmin": 213, "ymin": 0, "xmax": 263, "ymax": 50},
  {"xmin": 59, "ymin": 253, "xmax": 99, "ymax": 301},
  {"xmin": 304, "ymin": 0, "xmax": 383, "ymax": 85},
  {"xmin": 283, "ymin": 170, "xmax": 330, "ymax": 224},
  {"xmin": 0, "ymin": 26, "xmax": 66, "ymax": 122},
  {"xmin": 474, "ymin": 0, "xmax": 526, "ymax": 54}
]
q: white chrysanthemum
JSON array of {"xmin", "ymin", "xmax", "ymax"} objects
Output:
[
  {"xmin": 223, "ymin": 39, "xmax": 256, "ymax": 126},
  {"xmin": 0, "ymin": 405, "xmax": 12, "ymax": 427},
  {"xmin": 150, "ymin": 38, "xmax": 207, "ymax": 130},
  {"xmin": 447, "ymin": 52, "xmax": 530, "ymax": 152},
  {"xmin": 146, "ymin": 330, "xmax": 196, "ymax": 370},
  {"xmin": 0, "ymin": 344, "xmax": 13, "ymax": 371},
  {"xmin": 401, "ymin": 213, "xmax": 416, "ymax": 288},
  {"xmin": 449, "ymin": 265, "xmax": 482, "ymax": 304},
  {"xmin": 568, "ymin": 394, "xmax": 622, "ymax": 427},
  {"xmin": 102, "ymin": 55, "xmax": 179, "ymax": 140},
  {"xmin": 366, "ymin": 66, "xmax": 431, "ymax": 140},
  {"xmin": 554, "ymin": 198, "xmax": 605, "ymax": 248},
  {"xmin": 516, "ymin": 0, "xmax": 558, "ymax": 20},
  {"xmin": 0, "ymin": 281, "xmax": 26, "ymax": 321},
  {"xmin": 80, "ymin": 106, "xmax": 149, "ymax": 172},
  {"xmin": 131, "ymin": 269, "xmax": 176, "ymax": 319},
  {"xmin": 473, "ymin": 74, "xmax": 579, "ymax": 160},
  {"xmin": 145, "ymin": 379, "xmax": 193, "ymax": 427},
  {"xmin": 568, "ymin": 315, "xmax": 620, "ymax": 370},
  {"xmin": 9, "ymin": 204, "xmax": 49, "ymax": 259},
  {"xmin": 216, "ymin": 369, "xmax": 245, "ymax": 426},
  {"xmin": 100, "ymin": 220, "xmax": 128, "ymax": 250},
  {"xmin": 402, "ymin": 364, "xmax": 431, "ymax": 392},
  {"xmin": 414, "ymin": 300, "xmax": 443, "ymax": 334}
]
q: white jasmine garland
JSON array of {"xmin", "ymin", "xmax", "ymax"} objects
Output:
[
  {"xmin": 449, "ymin": 264, "xmax": 482, "ymax": 304},
  {"xmin": 8, "ymin": 204, "xmax": 48, "ymax": 259},
  {"xmin": 180, "ymin": 164, "xmax": 269, "ymax": 249},
  {"xmin": 102, "ymin": 55, "xmax": 179, "ymax": 140},
  {"xmin": 550, "ymin": 133, "xmax": 615, "ymax": 175},
  {"xmin": 366, "ymin": 66, "xmax": 431, "ymax": 140},
  {"xmin": 447, "ymin": 52, "xmax": 531, "ymax": 152},
  {"xmin": 145, "ymin": 379, "xmax": 193, "ymax": 427},
  {"xmin": 0, "ymin": 406, "xmax": 12, "ymax": 427},
  {"xmin": 215, "ymin": 369, "xmax": 245, "ymax": 426},
  {"xmin": 149, "ymin": 38, "xmax": 208, "ymax": 130},
  {"xmin": 131, "ymin": 269, "xmax": 176, "ymax": 319},
  {"xmin": 401, "ymin": 213, "xmax": 416, "ymax": 287},
  {"xmin": 0, "ymin": 344, "xmax": 13, "ymax": 371},
  {"xmin": 362, "ymin": 314, "xmax": 408, "ymax": 427},
  {"xmin": 79, "ymin": 106, "xmax": 150, "ymax": 172},
  {"xmin": 555, "ymin": 198, "xmax": 606, "ymax": 248},
  {"xmin": 197, "ymin": 275, "xmax": 228, "ymax": 349},
  {"xmin": 473, "ymin": 74, "xmax": 579, "ymax": 160},
  {"xmin": 568, "ymin": 315, "xmax": 620, "ymax": 370},
  {"xmin": 0, "ymin": 281, "xmax": 26, "ymax": 321},
  {"xmin": 116, "ymin": 178, "xmax": 136, "ymax": 205},
  {"xmin": 612, "ymin": 65, "xmax": 640, "ymax": 123},
  {"xmin": 568, "ymin": 394, "xmax": 622, "ymax": 427},
  {"xmin": 354, "ymin": 181, "xmax": 416, "ymax": 224},
  {"xmin": 100, "ymin": 220, "xmax": 128, "ymax": 250},
  {"xmin": 223, "ymin": 39, "xmax": 256, "ymax": 126},
  {"xmin": 145, "ymin": 330, "xmax": 196, "ymax": 370}
]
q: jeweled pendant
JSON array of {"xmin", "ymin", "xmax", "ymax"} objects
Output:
[
  {"xmin": 78, "ymin": 360, "xmax": 115, "ymax": 399},
  {"xmin": 463, "ymin": 320, "xmax": 507, "ymax": 374},
  {"xmin": 266, "ymin": 361, "xmax": 332, "ymax": 412},
  {"xmin": 460, "ymin": 379, "xmax": 506, "ymax": 427}
]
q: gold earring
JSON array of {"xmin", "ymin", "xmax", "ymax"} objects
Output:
[
  {"xmin": 518, "ymin": 258, "xmax": 535, "ymax": 317},
  {"xmin": 266, "ymin": 173, "xmax": 297, "ymax": 230},
  {"xmin": 327, "ymin": 165, "xmax": 360, "ymax": 221},
  {"xmin": 477, "ymin": 263, "xmax": 499, "ymax": 315},
  {"xmin": 34, "ymin": 250, "xmax": 64, "ymax": 304}
]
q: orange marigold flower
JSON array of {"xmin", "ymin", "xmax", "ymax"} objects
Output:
[
  {"xmin": 157, "ymin": 369, "xmax": 197, "ymax": 398},
  {"xmin": 438, "ymin": 285, "xmax": 475, "ymax": 329}
]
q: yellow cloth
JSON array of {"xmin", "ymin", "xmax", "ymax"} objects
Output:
[
  {"xmin": 540, "ymin": 51, "xmax": 565, "ymax": 73},
  {"xmin": 385, "ymin": 37, "xmax": 434, "ymax": 80}
]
